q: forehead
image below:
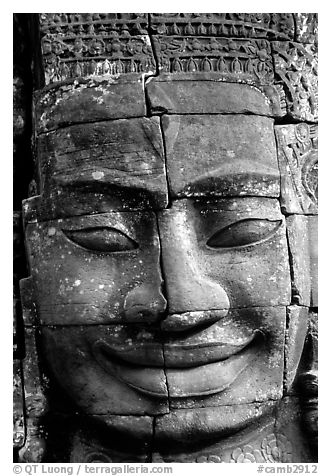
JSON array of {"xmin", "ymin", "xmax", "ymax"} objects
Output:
[{"xmin": 32, "ymin": 80, "xmax": 280, "ymax": 220}]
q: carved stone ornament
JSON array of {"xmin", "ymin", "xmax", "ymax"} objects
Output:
[{"xmin": 14, "ymin": 13, "xmax": 317, "ymax": 463}]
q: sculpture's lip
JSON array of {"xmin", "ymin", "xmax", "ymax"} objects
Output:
[
  {"xmin": 92, "ymin": 331, "xmax": 262, "ymax": 398},
  {"xmin": 93, "ymin": 331, "xmax": 258, "ymax": 368}
]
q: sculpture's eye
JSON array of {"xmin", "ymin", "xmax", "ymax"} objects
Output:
[
  {"xmin": 62, "ymin": 227, "xmax": 138, "ymax": 252},
  {"xmin": 207, "ymin": 219, "xmax": 282, "ymax": 249}
]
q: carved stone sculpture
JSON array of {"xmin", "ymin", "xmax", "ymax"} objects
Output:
[{"xmin": 13, "ymin": 13, "xmax": 318, "ymax": 463}]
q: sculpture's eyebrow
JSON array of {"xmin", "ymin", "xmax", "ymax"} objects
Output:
[
  {"xmin": 54, "ymin": 169, "xmax": 169, "ymax": 199},
  {"xmin": 174, "ymin": 165, "xmax": 280, "ymax": 198}
]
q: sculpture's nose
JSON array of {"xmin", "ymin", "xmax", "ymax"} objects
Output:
[
  {"xmin": 123, "ymin": 284, "xmax": 167, "ymax": 323},
  {"xmin": 158, "ymin": 202, "xmax": 230, "ymax": 317}
]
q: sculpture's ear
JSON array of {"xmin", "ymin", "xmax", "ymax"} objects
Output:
[
  {"xmin": 297, "ymin": 312, "xmax": 318, "ymax": 454},
  {"xmin": 16, "ymin": 277, "xmax": 48, "ymax": 462}
]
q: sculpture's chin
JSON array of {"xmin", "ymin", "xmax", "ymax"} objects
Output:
[{"xmin": 94, "ymin": 401, "xmax": 277, "ymax": 447}]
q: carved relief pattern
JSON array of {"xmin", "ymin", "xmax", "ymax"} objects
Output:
[
  {"xmin": 153, "ymin": 36, "xmax": 274, "ymax": 84},
  {"xmin": 39, "ymin": 14, "xmax": 155, "ymax": 84},
  {"xmin": 273, "ymin": 42, "xmax": 318, "ymax": 122},
  {"xmin": 275, "ymin": 123, "xmax": 318, "ymax": 214},
  {"xmin": 195, "ymin": 433, "xmax": 292, "ymax": 463},
  {"xmin": 150, "ymin": 13, "xmax": 295, "ymax": 40}
]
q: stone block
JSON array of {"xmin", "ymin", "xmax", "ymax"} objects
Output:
[
  {"xmin": 146, "ymin": 77, "xmax": 285, "ymax": 117},
  {"xmin": 40, "ymin": 326, "xmax": 169, "ymax": 416},
  {"xmin": 161, "ymin": 114, "xmax": 280, "ymax": 198},
  {"xmin": 275, "ymin": 124, "xmax": 318, "ymax": 214},
  {"xmin": 284, "ymin": 306, "xmax": 309, "ymax": 393},
  {"xmin": 158, "ymin": 198, "xmax": 290, "ymax": 313},
  {"xmin": 36, "ymin": 117, "xmax": 168, "ymax": 218},
  {"xmin": 24, "ymin": 211, "xmax": 166, "ymax": 326},
  {"xmin": 286, "ymin": 215, "xmax": 318, "ymax": 306},
  {"xmin": 164, "ymin": 306, "xmax": 286, "ymax": 408},
  {"xmin": 34, "ymin": 78, "xmax": 147, "ymax": 134},
  {"xmin": 307, "ymin": 217, "xmax": 318, "ymax": 307}
]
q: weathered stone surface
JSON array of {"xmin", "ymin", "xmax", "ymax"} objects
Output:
[
  {"xmin": 146, "ymin": 77, "xmax": 285, "ymax": 117},
  {"xmin": 162, "ymin": 114, "xmax": 280, "ymax": 198},
  {"xmin": 275, "ymin": 123, "xmax": 318, "ymax": 215},
  {"xmin": 284, "ymin": 306, "xmax": 309, "ymax": 393},
  {"xmin": 24, "ymin": 211, "xmax": 166, "ymax": 325},
  {"xmin": 158, "ymin": 198, "xmax": 290, "ymax": 313},
  {"xmin": 40, "ymin": 326, "xmax": 169, "ymax": 416},
  {"xmin": 286, "ymin": 215, "xmax": 318, "ymax": 307},
  {"xmin": 13, "ymin": 360, "xmax": 25, "ymax": 449},
  {"xmin": 166, "ymin": 306, "xmax": 286, "ymax": 408},
  {"xmin": 294, "ymin": 14, "xmax": 318, "ymax": 44},
  {"xmin": 34, "ymin": 78, "xmax": 147, "ymax": 134},
  {"xmin": 36, "ymin": 117, "xmax": 168, "ymax": 217},
  {"xmin": 273, "ymin": 42, "xmax": 318, "ymax": 122}
]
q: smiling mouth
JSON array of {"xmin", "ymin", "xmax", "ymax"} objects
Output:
[{"xmin": 92, "ymin": 330, "xmax": 263, "ymax": 399}]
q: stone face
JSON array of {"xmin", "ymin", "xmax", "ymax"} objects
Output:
[
  {"xmin": 161, "ymin": 114, "xmax": 280, "ymax": 198},
  {"xmin": 34, "ymin": 79, "xmax": 147, "ymax": 134},
  {"xmin": 40, "ymin": 326, "xmax": 169, "ymax": 416},
  {"xmin": 146, "ymin": 78, "xmax": 285, "ymax": 117},
  {"xmin": 158, "ymin": 198, "xmax": 290, "ymax": 312},
  {"xmin": 286, "ymin": 215, "xmax": 317, "ymax": 307},
  {"xmin": 165, "ymin": 306, "xmax": 286, "ymax": 409},
  {"xmin": 275, "ymin": 123, "xmax": 318, "ymax": 214},
  {"xmin": 24, "ymin": 211, "xmax": 165, "ymax": 325},
  {"xmin": 16, "ymin": 12, "xmax": 318, "ymax": 464},
  {"xmin": 37, "ymin": 117, "xmax": 168, "ymax": 217}
]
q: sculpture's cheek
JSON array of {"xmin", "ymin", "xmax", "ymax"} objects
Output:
[
  {"xmin": 24, "ymin": 211, "xmax": 165, "ymax": 326},
  {"xmin": 39, "ymin": 326, "xmax": 169, "ymax": 415}
]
